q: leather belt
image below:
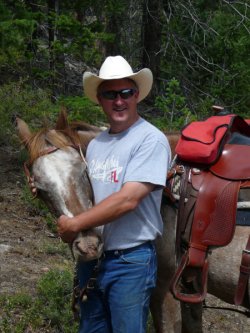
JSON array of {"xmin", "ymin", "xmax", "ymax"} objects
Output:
[{"xmin": 104, "ymin": 241, "xmax": 154, "ymax": 257}]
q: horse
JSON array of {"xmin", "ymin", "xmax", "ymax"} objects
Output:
[
  {"xmin": 15, "ymin": 110, "xmax": 103, "ymax": 262},
  {"xmin": 150, "ymin": 118, "xmax": 250, "ymax": 333},
  {"xmin": 16, "ymin": 111, "xmax": 250, "ymax": 333}
]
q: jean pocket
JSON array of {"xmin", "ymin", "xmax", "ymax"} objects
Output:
[{"xmin": 120, "ymin": 245, "xmax": 155, "ymax": 265}]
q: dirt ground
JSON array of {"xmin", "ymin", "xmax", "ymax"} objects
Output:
[
  {"xmin": 0, "ymin": 145, "xmax": 72, "ymax": 297},
  {"xmin": 1, "ymin": 144, "xmax": 250, "ymax": 332}
]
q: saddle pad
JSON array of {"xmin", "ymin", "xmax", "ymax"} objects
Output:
[
  {"xmin": 175, "ymin": 115, "xmax": 250, "ymax": 165},
  {"xmin": 181, "ymin": 116, "xmax": 233, "ymax": 144},
  {"xmin": 175, "ymin": 115, "xmax": 233, "ymax": 164},
  {"xmin": 211, "ymin": 144, "xmax": 250, "ymax": 180}
]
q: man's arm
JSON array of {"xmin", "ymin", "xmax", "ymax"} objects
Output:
[{"xmin": 57, "ymin": 181, "xmax": 155, "ymax": 243}]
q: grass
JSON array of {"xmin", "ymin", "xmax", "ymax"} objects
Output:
[
  {"xmin": 0, "ymin": 269, "xmax": 78, "ymax": 333},
  {"xmin": 0, "ymin": 265, "xmax": 155, "ymax": 333},
  {"xmin": 42, "ymin": 240, "xmax": 72, "ymax": 258}
]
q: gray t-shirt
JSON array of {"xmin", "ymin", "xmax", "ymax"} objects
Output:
[{"xmin": 86, "ymin": 117, "xmax": 171, "ymax": 251}]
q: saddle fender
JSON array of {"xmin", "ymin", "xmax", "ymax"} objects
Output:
[{"xmin": 171, "ymin": 170, "xmax": 241, "ymax": 303}]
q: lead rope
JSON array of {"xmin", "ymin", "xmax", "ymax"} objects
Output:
[
  {"xmin": 71, "ymin": 144, "xmax": 101, "ymax": 321},
  {"xmin": 72, "ymin": 258, "xmax": 102, "ymax": 321},
  {"xmin": 78, "ymin": 144, "xmax": 88, "ymax": 167}
]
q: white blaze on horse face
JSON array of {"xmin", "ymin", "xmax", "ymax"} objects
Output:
[{"xmin": 32, "ymin": 148, "xmax": 90, "ymax": 217}]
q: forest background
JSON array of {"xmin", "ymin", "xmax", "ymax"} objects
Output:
[
  {"xmin": 0, "ymin": 1, "xmax": 250, "ymax": 332},
  {"xmin": 0, "ymin": 0, "xmax": 250, "ymax": 141}
]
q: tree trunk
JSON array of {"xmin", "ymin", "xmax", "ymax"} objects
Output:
[
  {"xmin": 142, "ymin": 0, "xmax": 163, "ymax": 97},
  {"xmin": 47, "ymin": 0, "xmax": 59, "ymax": 99}
]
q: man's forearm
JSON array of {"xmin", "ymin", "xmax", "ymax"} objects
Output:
[
  {"xmin": 57, "ymin": 182, "xmax": 155, "ymax": 241},
  {"xmin": 72, "ymin": 190, "xmax": 138, "ymax": 231}
]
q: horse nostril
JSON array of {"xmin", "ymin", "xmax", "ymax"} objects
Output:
[{"xmin": 74, "ymin": 240, "xmax": 88, "ymax": 254}]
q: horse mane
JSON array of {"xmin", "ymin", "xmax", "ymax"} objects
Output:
[
  {"xmin": 69, "ymin": 120, "xmax": 101, "ymax": 133},
  {"xmin": 68, "ymin": 120, "xmax": 101, "ymax": 150},
  {"xmin": 27, "ymin": 125, "xmax": 98, "ymax": 165}
]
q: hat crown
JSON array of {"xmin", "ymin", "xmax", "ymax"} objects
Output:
[{"xmin": 99, "ymin": 56, "xmax": 134, "ymax": 79}]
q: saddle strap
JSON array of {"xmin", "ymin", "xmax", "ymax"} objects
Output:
[{"xmin": 234, "ymin": 235, "xmax": 250, "ymax": 306}]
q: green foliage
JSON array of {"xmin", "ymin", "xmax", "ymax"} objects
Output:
[
  {"xmin": 43, "ymin": 241, "xmax": 71, "ymax": 258},
  {"xmin": 0, "ymin": 1, "xmax": 37, "ymax": 66},
  {"xmin": 59, "ymin": 95, "xmax": 107, "ymax": 126},
  {"xmin": 0, "ymin": 268, "xmax": 154, "ymax": 333},
  {"xmin": 0, "ymin": 0, "xmax": 114, "ymax": 90},
  {"xmin": 52, "ymin": 13, "xmax": 103, "ymax": 63},
  {"xmin": 159, "ymin": 1, "xmax": 250, "ymax": 118},
  {"xmin": 36, "ymin": 269, "xmax": 75, "ymax": 329},
  {"xmin": 0, "ymin": 293, "xmax": 36, "ymax": 333},
  {"xmin": 202, "ymin": 8, "xmax": 250, "ymax": 116},
  {"xmin": 153, "ymin": 78, "xmax": 196, "ymax": 130},
  {"xmin": 104, "ymin": 0, "xmax": 127, "ymax": 15},
  {"xmin": 0, "ymin": 0, "xmax": 249, "ymax": 122},
  {"xmin": 0, "ymin": 269, "xmax": 77, "ymax": 333},
  {"xmin": 0, "ymin": 81, "xmax": 106, "ymax": 146},
  {"xmin": 0, "ymin": 81, "xmax": 59, "ymax": 145},
  {"xmin": 195, "ymin": 96, "xmax": 216, "ymax": 120}
]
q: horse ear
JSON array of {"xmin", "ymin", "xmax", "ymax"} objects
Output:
[
  {"xmin": 55, "ymin": 107, "xmax": 69, "ymax": 130},
  {"xmin": 15, "ymin": 117, "xmax": 32, "ymax": 146}
]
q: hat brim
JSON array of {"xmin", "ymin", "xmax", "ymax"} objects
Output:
[{"xmin": 83, "ymin": 69, "xmax": 153, "ymax": 104}]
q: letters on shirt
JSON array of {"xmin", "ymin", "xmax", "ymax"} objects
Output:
[{"xmin": 88, "ymin": 155, "xmax": 123, "ymax": 183}]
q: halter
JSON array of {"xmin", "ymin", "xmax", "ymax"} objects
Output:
[{"xmin": 23, "ymin": 142, "xmax": 87, "ymax": 198}]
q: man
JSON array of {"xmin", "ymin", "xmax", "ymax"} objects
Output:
[{"xmin": 57, "ymin": 55, "xmax": 171, "ymax": 333}]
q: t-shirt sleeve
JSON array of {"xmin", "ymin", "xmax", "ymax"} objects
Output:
[{"xmin": 123, "ymin": 133, "xmax": 171, "ymax": 187}]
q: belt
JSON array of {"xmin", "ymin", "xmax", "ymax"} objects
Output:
[{"xmin": 103, "ymin": 241, "xmax": 154, "ymax": 257}]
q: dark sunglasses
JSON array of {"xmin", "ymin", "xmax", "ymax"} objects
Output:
[{"xmin": 99, "ymin": 88, "xmax": 137, "ymax": 100}]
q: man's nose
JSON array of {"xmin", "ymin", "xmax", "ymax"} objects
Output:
[{"xmin": 114, "ymin": 95, "xmax": 124, "ymax": 104}]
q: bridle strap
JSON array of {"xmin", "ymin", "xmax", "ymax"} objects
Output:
[
  {"xmin": 23, "ymin": 144, "xmax": 88, "ymax": 197},
  {"xmin": 77, "ymin": 144, "xmax": 88, "ymax": 167},
  {"xmin": 23, "ymin": 146, "xmax": 60, "ymax": 198}
]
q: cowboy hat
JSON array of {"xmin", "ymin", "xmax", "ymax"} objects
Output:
[{"xmin": 83, "ymin": 56, "xmax": 153, "ymax": 104}]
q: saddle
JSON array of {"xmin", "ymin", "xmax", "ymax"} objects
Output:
[{"xmin": 170, "ymin": 114, "xmax": 250, "ymax": 304}]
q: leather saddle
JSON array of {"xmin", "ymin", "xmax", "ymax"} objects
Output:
[{"xmin": 170, "ymin": 119, "xmax": 250, "ymax": 304}]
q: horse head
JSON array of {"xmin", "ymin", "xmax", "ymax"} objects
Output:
[{"xmin": 15, "ymin": 110, "xmax": 103, "ymax": 262}]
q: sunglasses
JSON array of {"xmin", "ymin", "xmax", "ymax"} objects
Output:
[{"xmin": 99, "ymin": 88, "xmax": 137, "ymax": 100}]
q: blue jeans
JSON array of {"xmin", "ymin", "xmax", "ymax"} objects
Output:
[{"xmin": 77, "ymin": 241, "xmax": 157, "ymax": 333}]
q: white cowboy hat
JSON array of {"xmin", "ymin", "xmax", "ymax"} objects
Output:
[{"xmin": 83, "ymin": 55, "xmax": 153, "ymax": 104}]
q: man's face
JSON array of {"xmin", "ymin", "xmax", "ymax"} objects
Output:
[{"xmin": 97, "ymin": 78, "xmax": 139, "ymax": 133}]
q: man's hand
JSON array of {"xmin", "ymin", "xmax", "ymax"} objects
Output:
[
  {"xmin": 57, "ymin": 215, "xmax": 78, "ymax": 243},
  {"xmin": 28, "ymin": 176, "xmax": 37, "ymax": 196}
]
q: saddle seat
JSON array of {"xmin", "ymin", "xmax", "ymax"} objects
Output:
[
  {"xmin": 211, "ymin": 137, "xmax": 250, "ymax": 180},
  {"xmin": 211, "ymin": 144, "xmax": 250, "ymax": 180}
]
